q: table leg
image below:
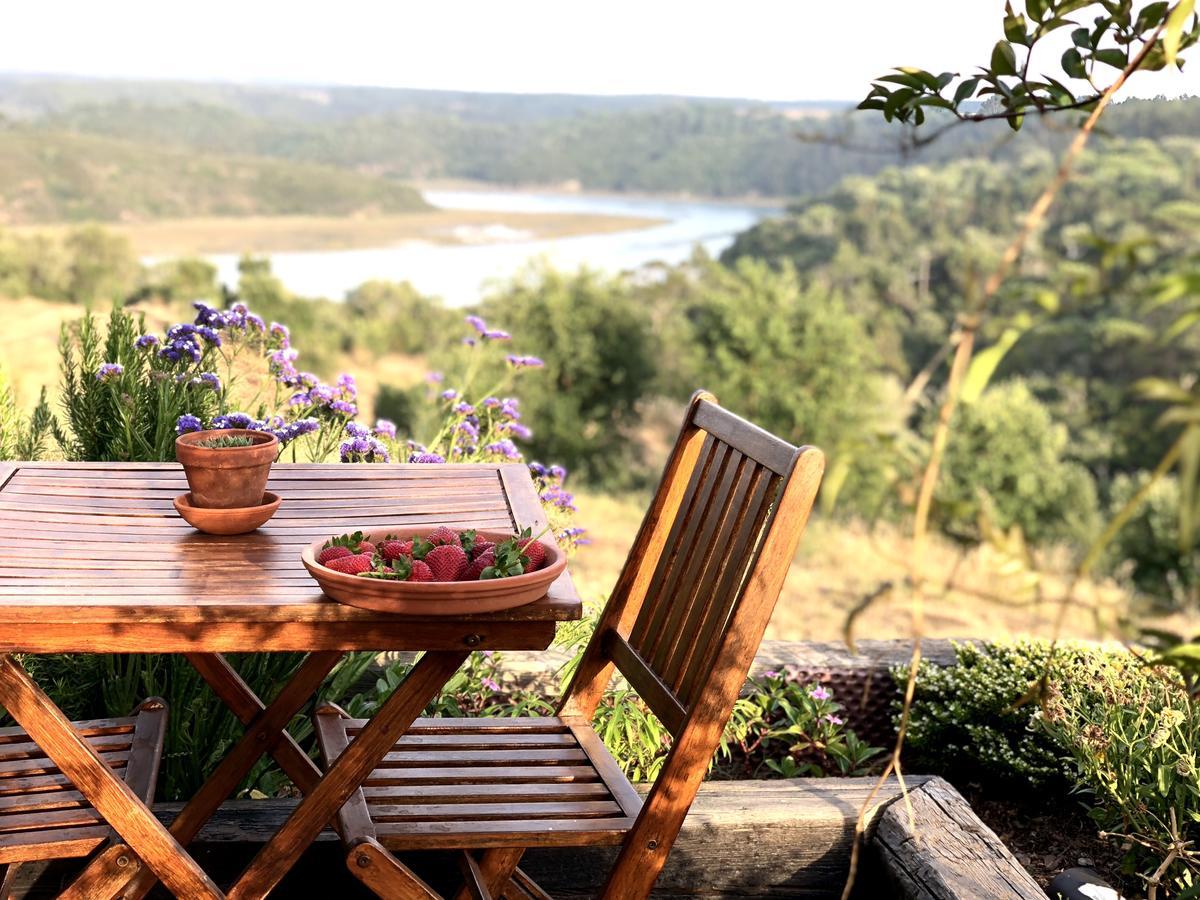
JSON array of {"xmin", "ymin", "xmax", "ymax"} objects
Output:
[
  {"xmin": 227, "ymin": 650, "xmax": 470, "ymax": 900},
  {"xmin": 71, "ymin": 651, "xmax": 344, "ymax": 900},
  {"xmin": 0, "ymin": 654, "xmax": 224, "ymax": 899}
]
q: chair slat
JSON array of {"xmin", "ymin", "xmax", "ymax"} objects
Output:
[
  {"xmin": 647, "ymin": 451, "xmax": 749, "ymax": 680},
  {"xmin": 676, "ymin": 468, "xmax": 780, "ymax": 706},
  {"xmin": 692, "ymin": 399, "xmax": 797, "ymax": 475},
  {"xmin": 658, "ymin": 458, "xmax": 765, "ymax": 693},
  {"xmin": 627, "ymin": 434, "xmax": 719, "ymax": 654},
  {"xmin": 369, "ymin": 800, "xmax": 624, "ymax": 822}
]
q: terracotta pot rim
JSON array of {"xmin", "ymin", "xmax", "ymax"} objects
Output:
[{"xmin": 176, "ymin": 428, "xmax": 279, "ymax": 451}]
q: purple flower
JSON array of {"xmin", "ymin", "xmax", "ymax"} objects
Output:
[
  {"xmin": 135, "ymin": 334, "xmax": 159, "ymax": 350},
  {"xmin": 499, "ymin": 397, "xmax": 520, "ymax": 420},
  {"xmin": 425, "ymin": 371, "xmax": 444, "ymax": 384},
  {"xmin": 481, "ymin": 677, "xmax": 501, "ymax": 692},
  {"xmin": 465, "ymin": 315, "xmax": 487, "ymax": 334},
  {"xmin": 192, "ymin": 302, "xmax": 227, "ymax": 328},
  {"xmin": 506, "ymin": 355, "xmax": 544, "ymax": 369},
  {"xmin": 212, "ymin": 412, "xmax": 256, "ymax": 430},
  {"xmin": 484, "ymin": 439, "xmax": 522, "ymax": 460},
  {"xmin": 175, "ymin": 414, "xmax": 203, "ymax": 434},
  {"xmin": 440, "ymin": 389, "xmax": 459, "ymax": 402},
  {"xmin": 194, "ymin": 372, "xmax": 221, "ymax": 392},
  {"xmin": 374, "ymin": 419, "xmax": 397, "ymax": 439},
  {"xmin": 409, "ymin": 452, "xmax": 446, "ymax": 464},
  {"xmin": 500, "ymin": 421, "xmax": 532, "ymax": 440},
  {"xmin": 809, "ymin": 686, "xmax": 831, "ymax": 701},
  {"xmin": 336, "ymin": 373, "xmax": 357, "ymax": 398},
  {"xmin": 549, "ymin": 464, "xmax": 567, "ymax": 480},
  {"xmin": 528, "ymin": 461, "xmax": 547, "ymax": 478},
  {"xmin": 269, "ymin": 322, "xmax": 290, "ymax": 346},
  {"xmin": 95, "ymin": 363, "xmax": 123, "ymax": 383},
  {"xmin": 823, "ymin": 714, "xmax": 844, "ymax": 726},
  {"xmin": 330, "ymin": 399, "xmax": 358, "ymax": 416},
  {"xmin": 483, "ymin": 329, "xmax": 511, "ymax": 341},
  {"xmin": 339, "ymin": 434, "xmax": 390, "ymax": 463},
  {"xmin": 245, "ymin": 314, "xmax": 266, "ymax": 332},
  {"xmin": 482, "ymin": 396, "xmax": 501, "ymax": 409},
  {"xmin": 453, "ymin": 402, "xmax": 475, "ymax": 416},
  {"xmin": 456, "ymin": 420, "xmax": 480, "ymax": 440},
  {"xmin": 345, "ymin": 421, "xmax": 370, "ymax": 439}
]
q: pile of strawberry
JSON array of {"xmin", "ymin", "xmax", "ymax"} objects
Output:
[{"xmin": 314, "ymin": 526, "xmax": 547, "ymax": 583}]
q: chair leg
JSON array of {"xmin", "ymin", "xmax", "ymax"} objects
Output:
[
  {"xmin": 452, "ymin": 848, "xmax": 525, "ymax": 900},
  {"xmin": 346, "ymin": 836, "xmax": 440, "ymax": 900}
]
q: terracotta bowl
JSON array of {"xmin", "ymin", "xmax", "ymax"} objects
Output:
[
  {"xmin": 302, "ymin": 528, "xmax": 567, "ymax": 616},
  {"xmin": 174, "ymin": 491, "xmax": 282, "ymax": 535}
]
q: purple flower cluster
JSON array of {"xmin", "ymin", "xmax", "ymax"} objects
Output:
[
  {"xmin": 134, "ymin": 334, "xmax": 159, "ymax": 350},
  {"xmin": 373, "ymin": 419, "xmax": 397, "ymax": 439},
  {"xmin": 290, "ymin": 371, "xmax": 358, "ymax": 418},
  {"xmin": 194, "ymin": 372, "xmax": 221, "ymax": 392},
  {"xmin": 180, "ymin": 411, "xmax": 318, "ymax": 447},
  {"xmin": 95, "ymin": 363, "xmax": 123, "ymax": 383},
  {"xmin": 465, "ymin": 315, "xmax": 511, "ymax": 342},
  {"xmin": 409, "ymin": 451, "xmax": 447, "ymax": 464},
  {"xmin": 483, "ymin": 439, "xmax": 521, "ymax": 460},
  {"xmin": 529, "ymin": 462, "xmax": 576, "ymax": 513},
  {"xmin": 507, "ymin": 355, "xmax": 544, "ymax": 369},
  {"xmin": 340, "ymin": 422, "xmax": 390, "ymax": 463},
  {"xmin": 193, "ymin": 301, "xmax": 266, "ymax": 334}
]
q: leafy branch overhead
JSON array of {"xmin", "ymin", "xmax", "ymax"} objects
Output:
[{"xmin": 859, "ymin": 0, "xmax": 1199, "ymax": 135}]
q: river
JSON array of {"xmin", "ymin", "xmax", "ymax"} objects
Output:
[{"xmin": 208, "ymin": 190, "xmax": 779, "ymax": 306}]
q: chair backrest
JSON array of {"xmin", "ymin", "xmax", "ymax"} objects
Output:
[{"xmin": 558, "ymin": 390, "xmax": 824, "ymax": 897}]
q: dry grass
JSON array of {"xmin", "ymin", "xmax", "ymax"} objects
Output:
[
  {"xmin": 566, "ymin": 488, "xmax": 1190, "ymax": 643},
  {"xmin": 14, "ymin": 210, "xmax": 665, "ymax": 256}
]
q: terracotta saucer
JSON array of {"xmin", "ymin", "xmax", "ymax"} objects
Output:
[{"xmin": 173, "ymin": 491, "xmax": 281, "ymax": 535}]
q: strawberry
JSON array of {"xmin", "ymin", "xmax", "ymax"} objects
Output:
[
  {"xmin": 424, "ymin": 544, "xmax": 468, "ymax": 582},
  {"xmin": 408, "ymin": 560, "xmax": 435, "ymax": 582},
  {"xmin": 426, "ymin": 526, "xmax": 460, "ymax": 548},
  {"xmin": 471, "ymin": 540, "xmax": 495, "ymax": 560},
  {"xmin": 324, "ymin": 553, "xmax": 374, "ymax": 575},
  {"xmin": 363, "ymin": 555, "xmax": 435, "ymax": 582},
  {"xmin": 518, "ymin": 537, "xmax": 547, "ymax": 572},
  {"xmin": 464, "ymin": 548, "xmax": 495, "ymax": 580},
  {"xmin": 323, "ymin": 531, "xmax": 376, "ymax": 557},
  {"xmin": 378, "ymin": 537, "xmax": 411, "ymax": 562},
  {"xmin": 317, "ymin": 545, "xmax": 353, "ymax": 566}
]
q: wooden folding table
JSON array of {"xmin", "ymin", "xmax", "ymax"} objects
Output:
[{"xmin": 0, "ymin": 462, "xmax": 582, "ymax": 898}]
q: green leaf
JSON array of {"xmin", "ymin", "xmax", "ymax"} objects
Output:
[
  {"xmin": 1165, "ymin": 0, "xmax": 1197, "ymax": 65},
  {"xmin": 1026, "ymin": 0, "xmax": 1048, "ymax": 20},
  {"xmin": 1005, "ymin": 11, "xmax": 1030, "ymax": 43},
  {"xmin": 1072, "ymin": 25, "xmax": 1094, "ymax": 47},
  {"xmin": 961, "ymin": 325, "xmax": 1027, "ymax": 404},
  {"xmin": 1094, "ymin": 47, "xmax": 1130, "ymax": 67},
  {"xmin": 1135, "ymin": 0, "xmax": 1171, "ymax": 32},
  {"xmin": 1062, "ymin": 47, "xmax": 1088, "ymax": 77},
  {"xmin": 953, "ymin": 77, "xmax": 982, "ymax": 105},
  {"xmin": 991, "ymin": 40, "xmax": 1019, "ymax": 75}
]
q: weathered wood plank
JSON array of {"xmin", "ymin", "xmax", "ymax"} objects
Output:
[
  {"xmin": 872, "ymin": 776, "xmax": 1045, "ymax": 900},
  {"xmin": 148, "ymin": 777, "xmax": 917, "ymax": 897}
]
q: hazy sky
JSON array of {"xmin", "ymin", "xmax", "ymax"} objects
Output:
[{"xmin": 1, "ymin": 0, "xmax": 1197, "ymax": 100}]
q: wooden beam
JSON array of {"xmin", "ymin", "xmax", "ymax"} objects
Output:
[{"xmin": 872, "ymin": 777, "xmax": 1045, "ymax": 899}]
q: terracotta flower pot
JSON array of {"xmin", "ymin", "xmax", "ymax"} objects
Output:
[{"xmin": 175, "ymin": 429, "xmax": 279, "ymax": 509}]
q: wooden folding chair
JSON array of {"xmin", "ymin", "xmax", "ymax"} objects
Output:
[
  {"xmin": 0, "ymin": 698, "xmax": 167, "ymax": 899},
  {"xmin": 315, "ymin": 391, "xmax": 825, "ymax": 899}
]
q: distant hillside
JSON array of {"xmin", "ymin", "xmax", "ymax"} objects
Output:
[
  {"xmin": 0, "ymin": 76, "xmax": 1197, "ymax": 205},
  {"xmin": 0, "ymin": 124, "xmax": 428, "ymax": 224}
]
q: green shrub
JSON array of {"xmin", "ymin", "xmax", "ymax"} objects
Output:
[
  {"xmin": 933, "ymin": 380, "xmax": 1100, "ymax": 546},
  {"xmin": 1042, "ymin": 653, "xmax": 1200, "ymax": 894},
  {"xmin": 1107, "ymin": 473, "xmax": 1200, "ymax": 611},
  {"xmin": 900, "ymin": 639, "xmax": 1075, "ymax": 790}
]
